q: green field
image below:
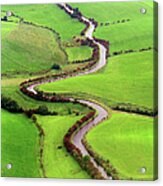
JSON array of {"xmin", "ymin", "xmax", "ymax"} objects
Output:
[
  {"xmin": 86, "ymin": 112, "xmax": 155, "ymax": 180},
  {"xmin": 2, "ymin": 21, "xmax": 66, "ymax": 75},
  {"xmin": 2, "ymin": 4, "xmax": 84, "ymax": 42},
  {"xmin": 1, "ymin": 109, "xmax": 41, "ymax": 177},
  {"xmin": 66, "ymin": 46, "xmax": 93, "ymax": 63},
  {"xmin": 39, "ymin": 50, "xmax": 155, "ymax": 111},
  {"xmin": 1, "ymin": 1, "xmax": 157, "ymax": 180},
  {"xmin": 71, "ymin": 1, "xmax": 154, "ymax": 54},
  {"xmin": 36, "ymin": 114, "xmax": 90, "ymax": 178}
]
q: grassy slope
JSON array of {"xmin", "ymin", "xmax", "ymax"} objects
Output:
[
  {"xmin": 66, "ymin": 46, "xmax": 92, "ymax": 62},
  {"xmin": 1, "ymin": 109, "xmax": 41, "ymax": 177},
  {"xmin": 2, "ymin": 4, "xmax": 84, "ymax": 42},
  {"xmin": 36, "ymin": 114, "xmax": 90, "ymax": 178},
  {"xmin": 39, "ymin": 51, "xmax": 154, "ymax": 110},
  {"xmin": 2, "ymin": 21, "xmax": 66, "ymax": 75},
  {"xmin": 71, "ymin": 1, "xmax": 154, "ymax": 54},
  {"xmin": 1, "ymin": 2, "xmax": 157, "ymax": 180},
  {"xmin": 86, "ymin": 112, "xmax": 155, "ymax": 180}
]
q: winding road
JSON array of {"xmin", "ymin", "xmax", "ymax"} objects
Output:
[{"xmin": 26, "ymin": 3, "xmax": 109, "ymax": 179}]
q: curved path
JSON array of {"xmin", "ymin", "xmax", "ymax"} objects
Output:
[{"xmin": 26, "ymin": 3, "xmax": 109, "ymax": 179}]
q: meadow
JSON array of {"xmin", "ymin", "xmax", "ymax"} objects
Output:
[
  {"xmin": 2, "ymin": 4, "xmax": 84, "ymax": 42},
  {"xmin": 71, "ymin": 1, "xmax": 154, "ymax": 54},
  {"xmin": 2, "ymin": 21, "xmax": 66, "ymax": 75},
  {"xmin": 66, "ymin": 46, "xmax": 92, "ymax": 63},
  {"xmin": 36, "ymin": 114, "xmax": 90, "ymax": 178},
  {"xmin": 86, "ymin": 112, "xmax": 156, "ymax": 180},
  {"xmin": 1, "ymin": 6, "xmax": 91, "ymax": 178},
  {"xmin": 39, "ymin": 50, "xmax": 155, "ymax": 111},
  {"xmin": 1, "ymin": 109, "xmax": 41, "ymax": 177},
  {"xmin": 1, "ymin": 1, "xmax": 157, "ymax": 180}
]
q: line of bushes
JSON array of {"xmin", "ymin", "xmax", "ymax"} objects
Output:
[
  {"xmin": 82, "ymin": 138, "xmax": 121, "ymax": 180},
  {"xmin": 108, "ymin": 47, "xmax": 154, "ymax": 57},
  {"xmin": 99, "ymin": 19, "xmax": 130, "ymax": 27},
  {"xmin": 1, "ymin": 95, "xmax": 23, "ymax": 113},
  {"xmin": 58, "ymin": 3, "xmax": 109, "ymax": 70},
  {"xmin": 111, "ymin": 103, "xmax": 158, "ymax": 117},
  {"xmin": 1, "ymin": 95, "xmax": 60, "ymax": 116},
  {"xmin": 63, "ymin": 111, "xmax": 106, "ymax": 179},
  {"xmin": 31, "ymin": 115, "xmax": 47, "ymax": 178},
  {"xmin": 69, "ymin": 57, "xmax": 93, "ymax": 64},
  {"xmin": 19, "ymin": 40, "xmax": 101, "ymax": 101},
  {"xmin": 20, "ymin": 86, "xmax": 71, "ymax": 103}
]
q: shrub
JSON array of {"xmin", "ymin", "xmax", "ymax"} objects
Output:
[
  {"xmin": 51, "ymin": 63, "xmax": 61, "ymax": 70},
  {"xmin": 37, "ymin": 105, "xmax": 49, "ymax": 115},
  {"xmin": 1, "ymin": 95, "xmax": 22, "ymax": 112}
]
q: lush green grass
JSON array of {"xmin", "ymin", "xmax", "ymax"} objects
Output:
[
  {"xmin": 1, "ymin": 2, "xmax": 156, "ymax": 180},
  {"xmin": 71, "ymin": 1, "xmax": 153, "ymax": 23},
  {"xmin": 71, "ymin": 1, "xmax": 154, "ymax": 54},
  {"xmin": 39, "ymin": 51, "xmax": 155, "ymax": 110},
  {"xmin": 1, "ymin": 11, "xmax": 20, "ymax": 22},
  {"xmin": 2, "ymin": 4, "xmax": 84, "ymax": 42},
  {"xmin": 2, "ymin": 21, "xmax": 66, "ymax": 75},
  {"xmin": 86, "ymin": 112, "xmax": 155, "ymax": 180},
  {"xmin": 1, "ymin": 109, "xmax": 41, "ymax": 177},
  {"xmin": 2, "ymin": 77, "xmax": 90, "ymax": 115},
  {"xmin": 66, "ymin": 46, "xmax": 92, "ymax": 62},
  {"xmin": 36, "ymin": 114, "xmax": 90, "ymax": 178}
]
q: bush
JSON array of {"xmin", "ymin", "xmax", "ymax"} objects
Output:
[
  {"xmin": 37, "ymin": 105, "xmax": 49, "ymax": 115},
  {"xmin": 1, "ymin": 95, "xmax": 22, "ymax": 112},
  {"xmin": 51, "ymin": 63, "xmax": 61, "ymax": 70},
  {"xmin": 82, "ymin": 155, "xmax": 90, "ymax": 163}
]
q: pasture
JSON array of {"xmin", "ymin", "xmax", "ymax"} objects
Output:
[
  {"xmin": 39, "ymin": 50, "xmax": 155, "ymax": 111},
  {"xmin": 66, "ymin": 46, "xmax": 93, "ymax": 63},
  {"xmin": 71, "ymin": 1, "xmax": 154, "ymax": 54},
  {"xmin": 1, "ymin": 1, "xmax": 157, "ymax": 180},
  {"xmin": 2, "ymin": 4, "xmax": 84, "ymax": 42},
  {"xmin": 86, "ymin": 112, "xmax": 156, "ymax": 180},
  {"xmin": 36, "ymin": 114, "xmax": 90, "ymax": 178},
  {"xmin": 1, "ymin": 21, "xmax": 66, "ymax": 75},
  {"xmin": 1, "ymin": 109, "xmax": 41, "ymax": 177}
]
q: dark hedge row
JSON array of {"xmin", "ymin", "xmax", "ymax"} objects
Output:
[
  {"xmin": 1, "ymin": 95, "xmax": 23, "ymax": 113},
  {"xmin": 31, "ymin": 115, "xmax": 47, "ymax": 178},
  {"xmin": 111, "ymin": 103, "xmax": 158, "ymax": 117},
  {"xmin": 99, "ymin": 19, "xmax": 130, "ymax": 27},
  {"xmin": 108, "ymin": 47, "xmax": 154, "ymax": 57},
  {"xmin": 82, "ymin": 138, "xmax": 121, "ymax": 180}
]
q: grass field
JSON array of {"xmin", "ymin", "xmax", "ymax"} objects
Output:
[
  {"xmin": 66, "ymin": 46, "xmax": 93, "ymax": 63},
  {"xmin": 1, "ymin": 21, "xmax": 66, "ymax": 75},
  {"xmin": 36, "ymin": 114, "xmax": 90, "ymax": 178},
  {"xmin": 86, "ymin": 112, "xmax": 155, "ymax": 180},
  {"xmin": 39, "ymin": 50, "xmax": 155, "ymax": 111},
  {"xmin": 1, "ymin": 1, "xmax": 157, "ymax": 180},
  {"xmin": 1, "ymin": 109, "xmax": 41, "ymax": 177},
  {"xmin": 71, "ymin": 1, "xmax": 154, "ymax": 54},
  {"xmin": 2, "ymin": 4, "xmax": 84, "ymax": 42}
]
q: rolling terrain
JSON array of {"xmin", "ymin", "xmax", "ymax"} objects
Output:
[{"xmin": 1, "ymin": 1, "xmax": 157, "ymax": 180}]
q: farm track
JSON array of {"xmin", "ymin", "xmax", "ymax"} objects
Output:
[{"xmin": 21, "ymin": 3, "xmax": 110, "ymax": 179}]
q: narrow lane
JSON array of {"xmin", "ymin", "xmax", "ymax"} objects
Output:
[{"xmin": 25, "ymin": 3, "xmax": 109, "ymax": 179}]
